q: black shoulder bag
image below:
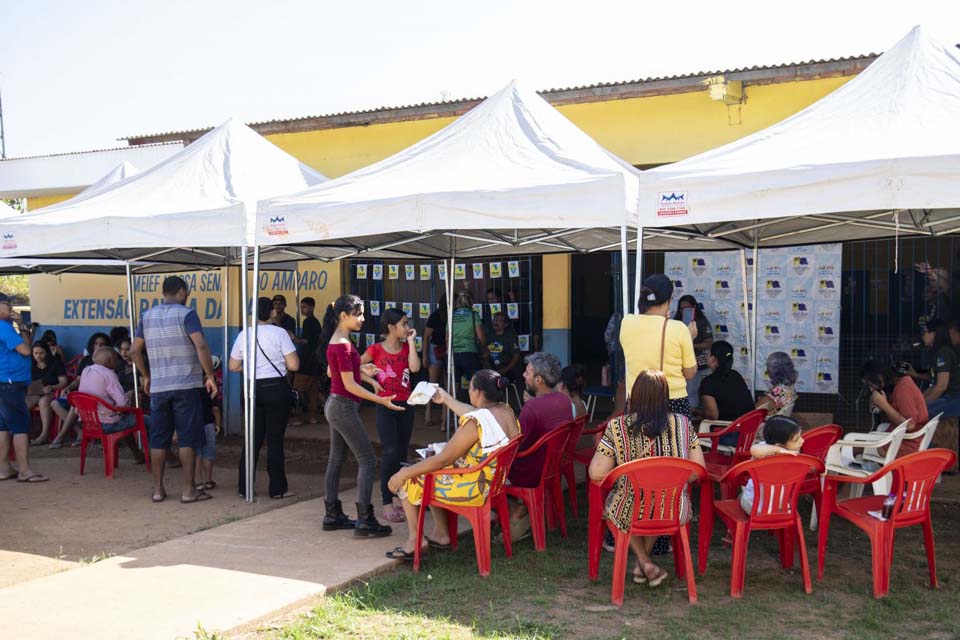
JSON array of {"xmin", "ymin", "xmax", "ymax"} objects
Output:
[{"xmin": 257, "ymin": 337, "xmax": 300, "ymax": 408}]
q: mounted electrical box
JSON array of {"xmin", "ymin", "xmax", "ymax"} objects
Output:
[{"xmin": 703, "ymin": 75, "xmax": 744, "ymax": 105}]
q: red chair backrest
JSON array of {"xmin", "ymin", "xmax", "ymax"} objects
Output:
[
  {"xmin": 486, "ymin": 437, "xmax": 524, "ymax": 499},
  {"xmin": 64, "ymin": 355, "xmax": 83, "ymax": 380},
  {"xmin": 603, "ymin": 457, "xmax": 706, "ymax": 529},
  {"xmin": 561, "ymin": 415, "xmax": 589, "ymax": 466},
  {"xmin": 731, "ymin": 409, "xmax": 768, "ymax": 458},
  {"xmin": 524, "ymin": 423, "xmax": 573, "ymax": 486},
  {"xmin": 800, "ymin": 424, "xmax": 842, "ymax": 463},
  {"xmin": 884, "ymin": 449, "xmax": 958, "ymax": 525},
  {"xmin": 724, "ymin": 454, "xmax": 825, "ymax": 527},
  {"xmin": 67, "ymin": 392, "xmax": 106, "ymax": 434}
]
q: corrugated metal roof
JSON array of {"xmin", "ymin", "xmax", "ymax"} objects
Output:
[
  {"xmin": 121, "ymin": 52, "xmax": 881, "ymax": 142},
  {"xmin": 0, "ymin": 141, "xmax": 181, "ymax": 162}
]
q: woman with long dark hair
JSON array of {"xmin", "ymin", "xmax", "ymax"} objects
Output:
[
  {"xmin": 588, "ymin": 369, "xmax": 705, "ymax": 587},
  {"xmin": 361, "ymin": 307, "xmax": 422, "ymax": 523},
  {"xmin": 698, "ymin": 340, "xmax": 755, "ymax": 446},
  {"xmin": 673, "ymin": 295, "xmax": 713, "ymax": 410},
  {"xmin": 26, "ymin": 340, "xmax": 68, "ymax": 445},
  {"xmin": 322, "ymin": 294, "xmax": 403, "ymax": 537},
  {"xmin": 907, "ymin": 319, "xmax": 960, "ymax": 417},
  {"xmin": 619, "ymin": 274, "xmax": 698, "ymax": 418},
  {"xmin": 230, "ymin": 297, "xmax": 300, "ymax": 499}
]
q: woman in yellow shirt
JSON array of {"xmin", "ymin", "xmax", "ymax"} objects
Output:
[{"xmin": 619, "ymin": 274, "xmax": 698, "ymax": 418}]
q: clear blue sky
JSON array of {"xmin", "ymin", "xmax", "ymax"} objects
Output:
[{"xmin": 1, "ymin": 0, "xmax": 957, "ymax": 157}]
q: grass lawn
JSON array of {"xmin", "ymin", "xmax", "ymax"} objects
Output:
[{"xmin": 259, "ymin": 489, "xmax": 960, "ymax": 640}]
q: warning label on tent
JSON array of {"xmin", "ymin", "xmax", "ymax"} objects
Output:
[
  {"xmin": 657, "ymin": 191, "xmax": 689, "ymax": 217},
  {"xmin": 266, "ymin": 215, "xmax": 289, "ymax": 236}
]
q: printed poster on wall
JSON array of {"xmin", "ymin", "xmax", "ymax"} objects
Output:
[
  {"xmin": 518, "ymin": 335, "xmax": 530, "ymax": 352},
  {"xmin": 438, "ymin": 263, "xmax": 447, "ymax": 280},
  {"xmin": 472, "ymin": 264, "xmax": 484, "ymax": 279},
  {"xmin": 419, "ymin": 303, "xmax": 431, "ymax": 318},
  {"xmin": 372, "ymin": 264, "xmax": 383, "ymax": 280},
  {"xmin": 364, "ymin": 333, "xmax": 376, "ymax": 348},
  {"xmin": 414, "ymin": 336, "xmax": 423, "ymax": 352},
  {"xmin": 369, "ymin": 301, "xmax": 381, "ymax": 316},
  {"xmin": 349, "ymin": 332, "xmax": 360, "ymax": 346},
  {"xmin": 420, "ymin": 265, "xmax": 432, "ymax": 280},
  {"xmin": 507, "ymin": 303, "xmax": 519, "ymax": 320},
  {"xmin": 405, "ymin": 265, "xmax": 416, "ymax": 280},
  {"xmin": 472, "ymin": 303, "xmax": 483, "ymax": 316},
  {"xmin": 490, "ymin": 303, "xmax": 502, "ymax": 315},
  {"xmin": 388, "ymin": 265, "xmax": 399, "ymax": 280},
  {"xmin": 664, "ymin": 243, "xmax": 841, "ymax": 394},
  {"xmin": 455, "ymin": 264, "xmax": 466, "ymax": 280},
  {"xmin": 356, "ymin": 264, "xmax": 368, "ymax": 279},
  {"xmin": 384, "ymin": 300, "xmax": 396, "ymax": 310},
  {"xmin": 402, "ymin": 302, "xmax": 413, "ymax": 316},
  {"xmin": 508, "ymin": 261, "xmax": 520, "ymax": 278},
  {"xmin": 489, "ymin": 262, "xmax": 502, "ymax": 278}
]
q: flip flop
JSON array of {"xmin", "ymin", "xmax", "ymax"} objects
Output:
[
  {"xmin": 180, "ymin": 491, "xmax": 213, "ymax": 504},
  {"xmin": 426, "ymin": 537, "xmax": 452, "ymax": 550},
  {"xmin": 0, "ymin": 472, "xmax": 17, "ymax": 481},
  {"xmin": 384, "ymin": 508, "xmax": 406, "ymax": 523},
  {"xmin": 17, "ymin": 473, "xmax": 49, "ymax": 483},
  {"xmin": 152, "ymin": 491, "xmax": 167, "ymax": 503},
  {"xmin": 48, "ymin": 442, "xmax": 64, "ymax": 449},
  {"xmin": 641, "ymin": 563, "xmax": 668, "ymax": 588},
  {"xmin": 385, "ymin": 547, "xmax": 416, "ymax": 561}
]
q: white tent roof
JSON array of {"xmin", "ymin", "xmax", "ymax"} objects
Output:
[
  {"xmin": 254, "ymin": 81, "xmax": 653, "ymax": 257},
  {"xmin": 76, "ymin": 161, "xmax": 139, "ymax": 199},
  {"xmin": 641, "ymin": 26, "xmax": 960, "ymax": 246},
  {"xmin": 0, "ymin": 118, "xmax": 327, "ymax": 261},
  {"xmin": 0, "ymin": 201, "xmax": 18, "ymax": 219}
]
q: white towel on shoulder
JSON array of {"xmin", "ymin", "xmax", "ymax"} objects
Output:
[{"xmin": 462, "ymin": 408, "xmax": 511, "ymax": 454}]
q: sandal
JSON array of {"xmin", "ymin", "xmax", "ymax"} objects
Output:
[
  {"xmin": 640, "ymin": 562, "xmax": 668, "ymax": 588},
  {"xmin": 385, "ymin": 547, "xmax": 416, "ymax": 561},
  {"xmin": 17, "ymin": 473, "xmax": 49, "ymax": 483},
  {"xmin": 426, "ymin": 537, "xmax": 452, "ymax": 550},
  {"xmin": 48, "ymin": 441, "xmax": 64, "ymax": 449},
  {"xmin": 152, "ymin": 490, "xmax": 167, "ymax": 503},
  {"xmin": 30, "ymin": 438, "xmax": 49, "ymax": 446},
  {"xmin": 632, "ymin": 564, "xmax": 646, "ymax": 584},
  {"xmin": 270, "ymin": 492, "xmax": 296, "ymax": 500},
  {"xmin": 0, "ymin": 472, "xmax": 17, "ymax": 481},
  {"xmin": 384, "ymin": 507, "xmax": 406, "ymax": 523},
  {"xmin": 195, "ymin": 481, "xmax": 217, "ymax": 491},
  {"xmin": 180, "ymin": 491, "xmax": 213, "ymax": 504}
]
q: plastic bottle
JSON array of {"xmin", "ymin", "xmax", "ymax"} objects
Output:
[{"xmin": 881, "ymin": 492, "xmax": 896, "ymax": 520}]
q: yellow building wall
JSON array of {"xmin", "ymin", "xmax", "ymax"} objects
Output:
[
  {"xmin": 264, "ymin": 76, "xmax": 854, "ymax": 176},
  {"xmin": 26, "ymin": 193, "xmax": 73, "ymax": 211}
]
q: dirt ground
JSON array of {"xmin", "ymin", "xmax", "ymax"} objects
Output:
[{"xmin": 0, "ymin": 432, "xmax": 373, "ymax": 587}]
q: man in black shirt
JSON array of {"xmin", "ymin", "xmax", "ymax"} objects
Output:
[
  {"xmin": 272, "ymin": 295, "xmax": 297, "ymax": 336},
  {"xmin": 290, "ymin": 297, "xmax": 321, "ymax": 425}
]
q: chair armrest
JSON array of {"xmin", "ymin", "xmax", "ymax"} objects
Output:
[
  {"xmin": 823, "ymin": 471, "xmax": 885, "ymax": 486},
  {"xmin": 114, "ymin": 405, "xmax": 145, "ymax": 416},
  {"xmin": 834, "ymin": 432, "xmax": 895, "ymax": 448},
  {"xmin": 699, "ymin": 419, "xmax": 731, "ymax": 434},
  {"xmin": 581, "ymin": 425, "xmax": 605, "ymax": 437}
]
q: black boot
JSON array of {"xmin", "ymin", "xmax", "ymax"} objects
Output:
[
  {"xmin": 323, "ymin": 499, "xmax": 356, "ymax": 531},
  {"xmin": 354, "ymin": 503, "xmax": 392, "ymax": 538}
]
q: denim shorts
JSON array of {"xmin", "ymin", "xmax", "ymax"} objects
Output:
[
  {"xmin": 197, "ymin": 423, "xmax": 217, "ymax": 460},
  {"xmin": 428, "ymin": 344, "xmax": 446, "ymax": 367},
  {"xmin": 148, "ymin": 387, "xmax": 204, "ymax": 450},
  {"xmin": 101, "ymin": 411, "xmax": 153, "ymax": 435},
  {"xmin": 0, "ymin": 382, "xmax": 30, "ymax": 435}
]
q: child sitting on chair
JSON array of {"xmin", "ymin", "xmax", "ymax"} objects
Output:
[{"xmin": 739, "ymin": 415, "xmax": 804, "ymax": 514}]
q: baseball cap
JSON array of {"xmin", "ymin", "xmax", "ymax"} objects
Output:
[
  {"xmin": 0, "ymin": 292, "xmax": 8, "ymax": 303},
  {"xmin": 641, "ymin": 274, "xmax": 674, "ymax": 306}
]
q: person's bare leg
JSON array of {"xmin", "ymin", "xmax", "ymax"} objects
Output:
[
  {"xmin": 179, "ymin": 446, "xmax": 198, "ymax": 500},
  {"xmin": 427, "ymin": 505, "xmax": 451, "ymax": 545},
  {"xmin": 399, "ymin": 497, "xmax": 422, "ymax": 552},
  {"xmin": 0, "ymin": 431, "xmax": 13, "ymax": 476},
  {"xmin": 629, "ymin": 535, "xmax": 661, "ymax": 580},
  {"xmin": 51, "ymin": 409, "xmax": 78, "ymax": 445},
  {"xmin": 150, "ymin": 448, "xmax": 167, "ymax": 500},
  {"xmin": 34, "ymin": 396, "xmax": 53, "ymax": 443},
  {"xmin": 12, "ymin": 434, "xmax": 35, "ymax": 478},
  {"xmin": 202, "ymin": 457, "xmax": 214, "ymax": 486}
]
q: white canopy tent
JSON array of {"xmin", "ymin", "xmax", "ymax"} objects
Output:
[
  {"xmin": 637, "ymin": 25, "xmax": 960, "ymax": 388},
  {"xmin": 76, "ymin": 161, "xmax": 139, "ymax": 199},
  {"xmin": 639, "ymin": 26, "xmax": 960, "ymax": 247},
  {"xmin": 0, "ymin": 201, "xmax": 17, "ymax": 218}
]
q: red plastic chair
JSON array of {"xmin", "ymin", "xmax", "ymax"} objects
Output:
[
  {"xmin": 505, "ymin": 425, "xmax": 573, "ymax": 551},
  {"xmin": 588, "ymin": 457, "xmax": 706, "ymax": 605},
  {"xmin": 573, "ymin": 414, "xmax": 620, "ymax": 468},
  {"xmin": 69, "ymin": 392, "xmax": 150, "ymax": 479},
  {"xmin": 818, "ymin": 449, "xmax": 957, "ymax": 598},
  {"xmin": 712, "ymin": 454, "xmax": 825, "ymax": 598},
  {"xmin": 700, "ymin": 409, "xmax": 767, "ymax": 499},
  {"xmin": 799, "ymin": 424, "xmax": 842, "ymax": 530},
  {"xmin": 64, "ymin": 355, "xmax": 82, "ymax": 380},
  {"xmin": 559, "ymin": 414, "xmax": 589, "ymax": 517},
  {"xmin": 413, "ymin": 437, "xmax": 522, "ymax": 577}
]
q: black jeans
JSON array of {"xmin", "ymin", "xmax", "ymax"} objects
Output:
[
  {"xmin": 376, "ymin": 401, "xmax": 415, "ymax": 505},
  {"xmin": 238, "ymin": 377, "xmax": 290, "ymax": 498},
  {"xmin": 454, "ymin": 352, "xmax": 483, "ymax": 401}
]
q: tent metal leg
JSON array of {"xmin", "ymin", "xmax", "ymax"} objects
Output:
[
  {"xmin": 240, "ymin": 247, "xmax": 253, "ymax": 503},
  {"xmin": 248, "ymin": 245, "xmax": 261, "ymax": 502},
  {"xmin": 222, "ymin": 258, "xmax": 230, "ymax": 436},
  {"xmin": 125, "ymin": 262, "xmax": 140, "ymax": 410},
  {"xmin": 751, "ymin": 236, "xmax": 759, "ymax": 393},
  {"xmin": 446, "ymin": 253, "xmax": 455, "ymax": 441},
  {"xmin": 620, "ymin": 225, "xmax": 630, "ymax": 318},
  {"xmin": 633, "ymin": 225, "xmax": 644, "ymax": 314}
]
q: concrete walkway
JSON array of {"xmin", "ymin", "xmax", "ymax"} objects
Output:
[{"xmin": 0, "ymin": 487, "xmax": 434, "ymax": 639}]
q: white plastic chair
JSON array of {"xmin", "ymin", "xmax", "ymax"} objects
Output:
[
  {"xmin": 825, "ymin": 421, "xmax": 907, "ymax": 498},
  {"xmin": 862, "ymin": 413, "xmax": 941, "ymax": 466},
  {"xmin": 698, "ymin": 419, "xmax": 730, "ymax": 452}
]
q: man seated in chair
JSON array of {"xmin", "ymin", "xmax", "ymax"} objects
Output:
[
  {"xmin": 78, "ymin": 347, "xmax": 147, "ymax": 464},
  {"xmin": 504, "ymin": 352, "xmax": 571, "ymax": 541}
]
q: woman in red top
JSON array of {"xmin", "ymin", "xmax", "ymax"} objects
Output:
[
  {"xmin": 322, "ymin": 295, "xmax": 403, "ymax": 538},
  {"xmin": 362, "ymin": 308, "xmax": 422, "ymax": 522}
]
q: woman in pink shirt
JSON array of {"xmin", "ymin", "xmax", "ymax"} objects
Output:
[{"xmin": 78, "ymin": 347, "xmax": 146, "ymax": 463}]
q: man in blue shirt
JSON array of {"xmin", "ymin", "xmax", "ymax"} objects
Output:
[{"xmin": 0, "ymin": 293, "xmax": 48, "ymax": 482}]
